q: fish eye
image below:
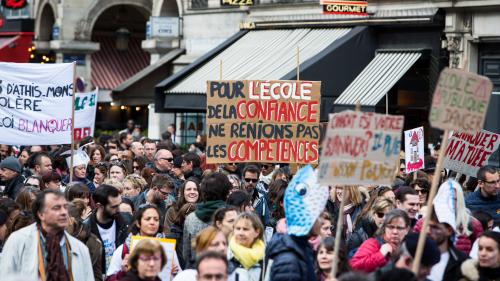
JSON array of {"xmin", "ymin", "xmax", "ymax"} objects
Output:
[{"xmin": 295, "ymin": 183, "xmax": 307, "ymax": 196}]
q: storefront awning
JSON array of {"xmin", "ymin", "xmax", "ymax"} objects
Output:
[
  {"xmin": 0, "ymin": 34, "xmax": 33, "ymax": 63},
  {"xmin": 111, "ymin": 48, "xmax": 184, "ymax": 105},
  {"xmin": 156, "ymin": 26, "xmax": 378, "ymax": 121},
  {"xmin": 334, "ymin": 50, "xmax": 422, "ymax": 106}
]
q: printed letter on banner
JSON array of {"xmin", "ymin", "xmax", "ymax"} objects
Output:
[
  {"xmin": 404, "ymin": 127, "xmax": 425, "ymax": 173},
  {"xmin": 0, "ymin": 62, "xmax": 74, "ymax": 145},
  {"xmin": 205, "ymin": 80, "xmax": 321, "ymax": 164},
  {"xmin": 318, "ymin": 111, "xmax": 404, "ymax": 186},
  {"xmin": 443, "ymin": 130, "xmax": 500, "ymax": 177},
  {"xmin": 429, "ymin": 68, "xmax": 493, "ymax": 132}
]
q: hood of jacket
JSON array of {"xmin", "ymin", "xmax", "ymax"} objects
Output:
[{"xmin": 195, "ymin": 200, "xmax": 226, "ymax": 223}]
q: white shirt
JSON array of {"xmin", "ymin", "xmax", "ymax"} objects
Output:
[
  {"xmin": 97, "ymin": 220, "xmax": 117, "ymax": 272},
  {"xmin": 428, "ymin": 251, "xmax": 449, "ymax": 281}
]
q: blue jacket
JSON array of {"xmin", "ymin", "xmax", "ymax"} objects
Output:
[
  {"xmin": 266, "ymin": 234, "xmax": 317, "ymax": 281},
  {"xmin": 253, "ymin": 184, "xmax": 270, "ymax": 226},
  {"xmin": 465, "ymin": 190, "xmax": 500, "ymax": 225}
]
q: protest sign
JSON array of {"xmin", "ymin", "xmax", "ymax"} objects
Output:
[
  {"xmin": 131, "ymin": 236, "xmax": 177, "ymax": 281},
  {"xmin": 205, "ymin": 80, "xmax": 321, "ymax": 164},
  {"xmin": 318, "ymin": 110, "xmax": 404, "ymax": 185},
  {"xmin": 444, "ymin": 129, "xmax": 500, "ymax": 177},
  {"xmin": 429, "ymin": 67, "xmax": 493, "ymax": 132},
  {"xmin": 74, "ymin": 89, "xmax": 98, "ymax": 142},
  {"xmin": 405, "ymin": 127, "xmax": 425, "ymax": 173},
  {"xmin": 0, "ymin": 62, "xmax": 74, "ymax": 145}
]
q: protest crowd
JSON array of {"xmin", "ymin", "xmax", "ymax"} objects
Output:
[{"xmin": 0, "ymin": 127, "xmax": 499, "ymax": 281}]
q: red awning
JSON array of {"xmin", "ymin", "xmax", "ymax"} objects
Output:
[
  {"xmin": 91, "ymin": 35, "xmax": 150, "ymax": 90},
  {"xmin": 0, "ymin": 33, "xmax": 33, "ymax": 63}
]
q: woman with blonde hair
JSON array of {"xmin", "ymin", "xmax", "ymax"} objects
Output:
[
  {"xmin": 327, "ymin": 185, "xmax": 366, "ymax": 239},
  {"xmin": 122, "ymin": 174, "xmax": 147, "ymax": 198},
  {"xmin": 172, "ymin": 226, "xmax": 228, "ymax": 281},
  {"xmin": 118, "ymin": 239, "xmax": 167, "ymax": 281},
  {"xmin": 228, "ymin": 212, "xmax": 266, "ymax": 281},
  {"xmin": 347, "ymin": 197, "xmax": 395, "ymax": 257}
]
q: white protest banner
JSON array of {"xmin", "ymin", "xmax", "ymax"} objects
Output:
[
  {"xmin": 318, "ymin": 110, "xmax": 404, "ymax": 185},
  {"xmin": 429, "ymin": 67, "xmax": 493, "ymax": 132},
  {"xmin": 405, "ymin": 127, "xmax": 425, "ymax": 173},
  {"xmin": 444, "ymin": 130, "xmax": 500, "ymax": 177},
  {"xmin": 131, "ymin": 236, "xmax": 177, "ymax": 281},
  {"xmin": 74, "ymin": 89, "xmax": 98, "ymax": 142},
  {"xmin": 0, "ymin": 62, "xmax": 74, "ymax": 145}
]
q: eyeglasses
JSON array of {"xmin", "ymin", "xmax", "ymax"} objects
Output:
[
  {"xmin": 133, "ymin": 165, "xmax": 140, "ymax": 170},
  {"xmin": 483, "ymin": 179, "xmax": 500, "ymax": 185},
  {"xmin": 386, "ymin": 225, "xmax": 407, "ymax": 231},
  {"xmin": 138, "ymin": 254, "xmax": 162, "ymax": 263},
  {"xmin": 158, "ymin": 188, "xmax": 174, "ymax": 196},
  {"xmin": 414, "ymin": 188, "xmax": 428, "ymax": 194},
  {"xmin": 158, "ymin": 157, "xmax": 173, "ymax": 163},
  {"xmin": 244, "ymin": 178, "xmax": 258, "ymax": 183},
  {"xmin": 375, "ymin": 212, "xmax": 385, "ymax": 219}
]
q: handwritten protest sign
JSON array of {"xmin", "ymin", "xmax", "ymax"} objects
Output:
[
  {"xmin": 318, "ymin": 111, "xmax": 404, "ymax": 185},
  {"xmin": 74, "ymin": 89, "xmax": 98, "ymax": 142},
  {"xmin": 429, "ymin": 68, "xmax": 493, "ymax": 132},
  {"xmin": 131, "ymin": 236, "xmax": 177, "ymax": 281},
  {"xmin": 205, "ymin": 80, "xmax": 321, "ymax": 164},
  {"xmin": 405, "ymin": 127, "xmax": 425, "ymax": 173},
  {"xmin": 0, "ymin": 62, "xmax": 74, "ymax": 145},
  {"xmin": 444, "ymin": 130, "xmax": 500, "ymax": 177}
]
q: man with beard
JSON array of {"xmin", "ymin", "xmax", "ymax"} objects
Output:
[
  {"xmin": 242, "ymin": 165, "xmax": 270, "ymax": 226},
  {"xmin": 425, "ymin": 211, "xmax": 469, "ymax": 281},
  {"xmin": 133, "ymin": 174, "xmax": 175, "ymax": 217},
  {"xmin": 0, "ymin": 156, "xmax": 24, "ymax": 199},
  {"xmin": 85, "ymin": 184, "xmax": 130, "ymax": 273},
  {"xmin": 0, "ymin": 189, "xmax": 93, "ymax": 281}
]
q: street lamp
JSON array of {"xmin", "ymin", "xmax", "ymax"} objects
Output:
[{"xmin": 115, "ymin": 28, "xmax": 130, "ymax": 51}]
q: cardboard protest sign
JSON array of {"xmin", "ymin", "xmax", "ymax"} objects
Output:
[
  {"xmin": 405, "ymin": 127, "xmax": 425, "ymax": 173},
  {"xmin": 429, "ymin": 68, "xmax": 493, "ymax": 132},
  {"xmin": 74, "ymin": 89, "xmax": 98, "ymax": 142},
  {"xmin": 206, "ymin": 80, "xmax": 321, "ymax": 164},
  {"xmin": 131, "ymin": 236, "xmax": 177, "ymax": 281},
  {"xmin": 444, "ymin": 130, "xmax": 500, "ymax": 177},
  {"xmin": 0, "ymin": 62, "xmax": 74, "ymax": 145},
  {"xmin": 318, "ymin": 111, "xmax": 404, "ymax": 185}
]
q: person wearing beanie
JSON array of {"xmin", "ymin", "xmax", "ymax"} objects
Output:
[
  {"xmin": 0, "ymin": 156, "xmax": 25, "ymax": 199},
  {"xmin": 373, "ymin": 232, "xmax": 441, "ymax": 281}
]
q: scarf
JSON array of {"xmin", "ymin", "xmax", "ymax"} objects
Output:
[
  {"xmin": 229, "ymin": 236, "xmax": 265, "ymax": 269},
  {"xmin": 40, "ymin": 227, "xmax": 70, "ymax": 281},
  {"xmin": 195, "ymin": 200, "xmax": 226, "ymax": 223},
  {"xmin": 343, "ymin": 203, "xmax": 355, "ymax": 236}
]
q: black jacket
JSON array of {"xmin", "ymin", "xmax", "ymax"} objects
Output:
[
  {"xmin": 266, "ymin": 234, "xmax": 317, "ymax": 281},
  {"xmin": 3, "ymin": 173, "xmax": 24, "ymax": 199},
  {"xmin": 442, "ymin": 244, "xmax": 469, "ymax": 281},
  {"xmin": 84, "ymin": 211, "xmax": 131, "ymax": 271}
]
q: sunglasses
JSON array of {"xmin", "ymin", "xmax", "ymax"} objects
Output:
[
  {"xmin": 158, "ymin": 157, "xmax": 173, "ymax": 162},
  {"xmin": 375, "ymin": 212, "xmax": 385, "ymax": 219},
  {"xmin": 245, "ymin": 178, "xmax": 258, "ymax": 183},
  {"xmin": 261, "ymin": 165, "xmax": 270, "ymax": 170}
]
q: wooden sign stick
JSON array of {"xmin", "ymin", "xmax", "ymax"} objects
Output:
[
  {"xmin": 412, "ymin": 129, "xmax": 450, "ymax": 274},
  {"xmin": 69, "ymin": 62, "xmax": 77, "ymax": 182},
  {"xmin": 331, "ymin": 186, "xmax": 347, "ymax": 279}
]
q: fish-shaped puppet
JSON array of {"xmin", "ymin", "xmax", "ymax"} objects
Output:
[{"xmin": 284, "ymin": 165, "xmax": 329, "ymax": 236}]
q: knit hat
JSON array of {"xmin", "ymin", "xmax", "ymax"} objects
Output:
[
  {"xmin": 284, "ymin": 165, "xmax": 328, "ymax": 236},
  {"xmin": 404, "ymin": 232, "xmax": 441, "ymax": 266},
  {"xmin": 0, "ymin": 156, "xmax": 21, "ymax": 173}
]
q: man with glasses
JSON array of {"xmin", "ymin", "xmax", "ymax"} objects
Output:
[
  {"xmin": 243, "ymin": 165, "xmax": 270, "ymax": 226},
  {"xmin": 196, "ymin": 251, "xmax": 228, "ymax": 281},
  {"xmin": 133, "ymin": 174, "xmax": 174, "ymax": 217},
  {"xmin": 153, "ymin": 149, "xmax": 183, "ymax": 190},
  {"xmin": 466, "ymin": 165, "xmax": 500, "ymax": 225},
  {"xmin": 85, "ymin": 185, "xmax": 130, "ymax": 274}
]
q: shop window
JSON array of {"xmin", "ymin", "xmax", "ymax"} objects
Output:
[
  {"xmin": 189, "ymin": 0, "xmax": 208, "ymax": 9},
  {"xmin": 176, "ymin": 112, "xmax": 205, "ymax": 146}
]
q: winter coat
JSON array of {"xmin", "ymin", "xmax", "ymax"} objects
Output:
[
  {"xmin": 460, "ymin": 259, "xmax": 500, "ymax": 281},
  {"xmin": 84, "ymin": 211, "xmax": 131, "ymax": 272},
  {"xmin": 0, "ymin": 223, "xmax": 94, "ymax": 281},
  {"xmin": 347, "ymin": 217, "xmax": 378, "ymax": 258},
  {"xmin": 349, "ymin": 237, "xmax": 388, "ymax": 273},
  {"xmin": 228, "ymin": 255, "xmax": 263, "ymax": 281},
  {"xmin": 441, "ymin": 245, "xmax": 470, "ymax": 281},
  {"xmin": 413, "ymin": 217, "xmax": 483, "ymax": 254},
  {"xmin": 328, "ymin": 200, "xmax": 364, "ymax": 240},
  {"xmin": 62, "ymin": 174, "xmax": 96, "ymax": 193},
  {"xmin": 118, "ymin": 270, "xmax": 161, "ymax": 281},
  {"xmin": 466, "ymin": 190, "xmax": 500, "ymax": 226},
  {"xmin": 3, "ymin": 173, "xmax": 24, "ymax": 199},
  {"xmin": 85, "ymin": 232, "xmax": 104, "ymax": 281},
  {"xmin": 252, "ymin": 185, "xmax": 270, "ymax": 227},
  {"xmin": 266, "ymin": 234, "xmax": 317, "ymax": 281}
]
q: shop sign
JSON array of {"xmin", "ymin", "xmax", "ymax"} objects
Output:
[
  {"xmin": 221, "ymin": 0, "xmax": 253, "ymax": 6},
  {"xmin": 2, "ymin": 0, "xmax": 27, "ymax": 9},
  {"xmin": 150, "ymin": 17, "xmax": 179, "ymax": 38},
  {"xmin": 321, "ymin": 0, "xmax": 368, "ymax": 15}
]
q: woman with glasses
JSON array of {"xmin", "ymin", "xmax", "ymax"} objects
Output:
[
  {"xmin": 347, "ymin": 197, "xmax": 395, "ymax": 258},
  {"xmin": 133, "ymin": 156, "xmax": 148, "ymax": 176},
  {"xmin": 23, "ymin": 175, "xmax": 41, "ymax": 189},
  {"xmin": 350, "ymin": 209, "xmax": 410, "ymax": 273},
  {"xmin": 107, "ymin": 205, "xmax": 180, "ymax": 281},
  {"xmin": 118, "ymin": 239, "xmax": 166, "ymax": 281}
]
